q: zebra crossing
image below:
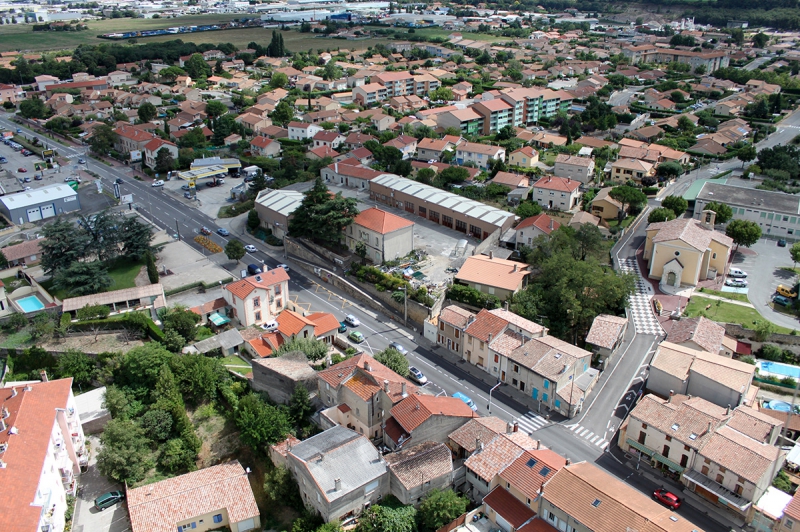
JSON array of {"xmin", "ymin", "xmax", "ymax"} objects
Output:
[
  {"xmin": 566, "ymin": 423, "xmax": 610, "ymax": 449},
  {"xmin": 514, "ymin": 411, "xmax": 550, "ymax": 434}
]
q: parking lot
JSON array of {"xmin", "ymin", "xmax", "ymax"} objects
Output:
[
  {"xmin": 0, "ymin": 138, "xmax": 84, "ymax": 194},
  {"xmin": 161, "ymin": 173, "xmax": 246, "ymax": 219},
  {"xmin": 72, "ymin": 436, "xmax": 130, "ymax": 532}
]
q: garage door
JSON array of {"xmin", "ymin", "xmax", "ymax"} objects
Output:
[
  {"xmin": 26, "ymin": 207, "xmax": 42, "ymax": 222},
  {"xmin": 40, "ymin": 204, "xmax": 55, "ymax": 219}
]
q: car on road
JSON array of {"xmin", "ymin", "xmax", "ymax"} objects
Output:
[
  {"xmin": 774, "ymin": 295, "xmax": 793, "ymax": 307},
  {"xmin": 453, "ymin": 392, "xmax": 477, "ymax": 411},
  {"xmin": 276, "ymin": 263, "xmax": 289, "ymax": 271},
  {"xmin": 247, "ymin": 263, "xmax": 262, "ymax": 275},
  {"xmin": 388, "ymin": 342, "xmax": 408, "ymax": 355},
  {"xmin": 78, "ymin": 158, "xmax": 86, "ymax": 164},
  {"xmin": 217, "ymin": 228, "xmax": 230, "ymax": 236},
  {"xmin": 725, "ymin": 279, "xmax": 748, "ymax": 288},
  {"xmin": 408, "ymin": 366, "xmax": 427, "ymax": 384},
  {"xmin": 777, "ymin": 284, "xmax": 798, "ymax": 298},
  {"xmin": 244, "ymin": 244, "xmax": 257, "ymax": 253},
  {"xmin": 778, "ymin": 239, "xmax": 787, "ymax": 247},
  {"xmin": 344, "ymin": 314, "xmax": 360, "ymax": 327},
  {"xmin": 94, "ymin": 491, "xmax": 125, "ymax": 511},
  {"xmin": 151, "ymin": 180, "xmax": 164, "ymax": 187},
  {"xmin": 17, "ymin": 167, "xmax": 26, "ymax": 173},
  {"xmin": 729, "ymin": 268, "xmax": 748, "ymax": 278},
  {"xmin": 348, "ymin": 330, "xmax": 365, "ymax": 343},
  {"xmin": 338, "ymin": 321, "xmax": 348, "ymax": 333},
  {"xmin": 0, "ymin": 157, "xmax": 6, "ymax": 163},
  {"xmin": 64, "ymin": 176, "xmax": 81, "ymax": 183},
  {"xmin": 115, "ymin": 178, "xmax": 123, "ymax": 184},
  {"xmin": 653, "ymin": 488, "xmax": 681, "ymax": 510},
  {"xmin": 200, "ymin": 227, "xmax": 212, "ymax": 235}
]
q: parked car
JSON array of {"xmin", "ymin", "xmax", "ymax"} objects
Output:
[
  {"xmin": 200, "ymin": 227, "xmax": 212, "ymax": 235},
  {"xmin": 348, "ymin": 330, "xmax": 365, "ymax": 343},
  {"xmin": 181, "ymin": 184, "xmax": 191, "ymax": 191},
  {"xmin": 151, "ymin": 180, "xmax": 164, "ymax": 187},
  {"xmin": 725, "ymin": 279, "xmax": 748, "ymax": 288},
  {"xmin": 276, "ymin": 263, "xmax": 289, "ymax": 271},
  {"xmin": 17, "ymin": 167, "xmax": 26, "ymax": 173},
  {"xmin": 728, "ymin": 268, "xmax": 748, "ymax": 278},
  {"xmin": 34, "ymin": 174, "xmax": 42, "ymax": 181},
  {"xmin": 184, "ymin": 192, "xmax": 193, "ymax": 199},
  {"xmin": 247, "ymin": 263, "xmax": 262, "ymax": 275},
  {"xmin": 653, "ymin": 488, "xmax": 681, "ymax": 510},
  {"xmin": 774, "ymin": 295, "xmax": 793, "ymax": 307},
  {"xmin": 778, "ymin": 239, "xmax": 787, "ymax": 247},
  {"xmin": 777, "ymin": 284, "xmax": 798, "ymax": 299},
  {"xmin": 217, "ymin": 228, "xmax": 230, "ymax": 236},
  {"xmin": 206, "ymin": 181, "xmax": 218, "ymax": 187},
  {"xmin": 338, "ymin": 321, "xmax": 347, "ymax": 333},
  {"xmin": 244, "ymin": 244, "xmax": 257, "ymax": 253},
  {"xmin": 22, "ymin": 176, "xmax": 31, "ymax": 183},
  {"xmin": 0, "ymin": 157, "xmax": 7, "ymax": 163},
  {"xmin": 344, "ymin": 314, "xmax": 360, "ymax": 327},
  {"xmin": 408, "ymin": 366, "xmax": 427, "ymax": 384},
  {"xmin": 453, "ymin": 392, "xmax": 477, "ymax": 411},
  {"xmin": 94, "ymin": 491, "xmax": 125, "ymax": 511},
  {"xmin": 388, "ymin": 342, "xmax": 408, "ymax": 355},
  {"xmin": 262, "ymin": 319, "xmax": 278, "ymax": 332}
]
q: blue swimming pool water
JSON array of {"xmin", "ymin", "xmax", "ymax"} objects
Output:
[
  {"xmin": 16, "ymin": 295, "xmax": 45, "ymax": 313},
  {"xmin": 761, "ymin": 360, "xmax": 800, "ymax": 379}
]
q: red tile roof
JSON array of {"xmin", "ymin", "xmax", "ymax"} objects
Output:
[
  {"xmin": 391, "ymin": 394, "xmax": 476, "ymax": 433},
  {"xmin": 465, "ymin": 308, "xmax": 509, "ymax": 342},
  {"xmin": 251, "ymin": 136, "xmax": 276, "ymax": 148},
  {"xmin": 127, "ymin": 461, "xmax": 260, "ymax": 532},
  {"xmin": 277, "ymin": 309, "xmax": 315, "ymax": 337},
  {"xmin": 190, "ymin": 297, "xmax": 228, "ymax": 316},
  {"xmin": 483, "ymin": 486, "xmax": 535, "ymax": 529},
  {"xmin": 353, "ymin": 207, "xmax": 414, "ymax": 235},
  {"xmin": 224, "ymin": 268, "xmax": 289, "ymax": 300},
  {"xmin": 516, "ymin": 214, "xmax": 560, "ymax": 235},
  {"xmin": 532, "ymin": 175, "xmax": 581, "ymax": 193},
  {"xmin": 455, "ymin": 255, "xmax": 529, "ymax": 292},
  {"xmin": 247, "ymin": 332, "xmax": 283, "ymax": 358},
  {"xmin": 318, "ymin": 353, "xmax": 417, "ymax": 403},
  {"xmin": 306, "ymin": 312, "xmax": 340, "ymax": 337},
  {"xmin": 498, "ymin": 449, "xmax": 566, "ymax": 500}
]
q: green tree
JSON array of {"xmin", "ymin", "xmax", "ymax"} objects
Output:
[
  {"xmin": 247, "ymin": 208, "xmax": 261, "ymax": 231},
  {"xmin": 249, "ymin": 172, "xmax": 269, "ymax": 194},
  {"xmin": 374, "ymin": 348, "xmax": 409, "ymax": 377},
  {"xmin": 0, "ymin": 250, "xmax": 7, "ymax": 270},
  {"xmin": 430, "ymin": 86, "xmax": 453, "ymax": 101},
  {"xmin": 574, "ymin": 224, "xmax": 604, "ymax": 261},
  {"xmin": 726, "ymin": 219, "xmax": 762, "ymax": 252},
  {"xmin": 656, "ymin": 161, "xmax": 683, "ymax": 180},
  {"xmin": 289, "ymin": 177, "xmax": 358, "ymax": 244},
  {"xmin": 137, "ymin": 101, "xmax": 157, "ymax": 123},
  {"xmin": 270, "ymin": 71, "xmax": 289, "ymax": 89},
  {"xmin": 516, "ymin": 202, "xmax": 543, "ymax": 219},
  {"xmin": 264, "ymin": 465, "xmax": 303, "ymax": 510},
  {"xmin": 160, "ymin": 66, "xmax": 187, "ymax": 82},
  {"xmin": 704, "ymin": 201, "xmax": 733, "ymax": 224},
  {"xmin": 774, "ymin": 470, "xmax": 793, "ymax": 493},
  {"xmin": 648, "ymin": 207, "xmax": 676, "ymax": 223},
  {"xmin": 89, "ymin": 123, "xmax": 118, "ymax": 155},
  {"xmin": 158, "ymin": 437, "xmax": 197, "ymax": 472},
  {"xmin": 162, "ymin": 328, "xmax": 186, "ymax": 352},
  {"xmin": 676, "ymin": 115, "xmax": 694, "ymax": 131},
  {"xmin": 155, "ymin": 147, "xmax": 175, "ymax": 174},
  {"xmin": 56, "ymin": 349, "xmax": 95, "ymax": 388},
  {"xmin": 354, "ymin": 240, "xmax": 368, "ymax": 264},
  {"xmin": 270, "ymin": 99, "xmax": 294, "ymax": 126},
  {"xmin": 54, "ymin": 261, "xmax": 112, "ymax": 296},
  {"xmin": 418, "ymin": 489, "xmax": 469, "ymax": 532},
  {"xmin": 235, "ymin": 393, "xmax": 293, "ymax": 449},
  {"xmin": 184, "ymin": 53, "xmax": 212, "ymax": 78},
  {"xmin": 753, "ymin": 32, "xmax": 770, "ymax": 48},
  {"xmin": 19, "ymin": 97, "xmax": 49, "ymax": 119},
  {"xmin": 40, "ymin": 218, "xmax": 87, "ymax": 274},
  {"xmin": 694, "ymin": 65, "xmax": 707, "ymax": 75},
  {"xmin": 163, "ymin": 307, "xmax": 201, "ymax": 343},
  {"xmin": 139, "ymin": 408, "xmax": 173, "ymax": 441},
  {"xmin": 205, "ymin": 100, "xmax": 227, "ymax": 118},
  {"xmin": 438, "ymin": 166, "xmax": 470, "ymax": 186},
  {"xmin": 791, "ymin": 242, "xmax": 800, "ymax": 269},
  {"xmin": 609, "ymin": 185, "xmax": 648, "ymax": 216},
  {"xmin": 120, "ymin": 216, "xmax": 153, "ymax": 259},
  {"xmin": 225, "ymin": 239, "xmax": 246, "ymax": 262},
  {"xmin": 737, "ymin": 144, "xmax": 757, "ymax": 168},
  {"xmin": 275, "ymin": 336, "xmax": 329, "ymax": 361},
  {"xmin": 117, "ymin": 343, "xmax": 174, "ymax": 390},
  {"xmin": 96, "ymin": 418, "xmax": 154, "ymax": 484},
  {"xmin": 661, "ymin": 195, "xmax": 688, "ymax": 218},
  {"xmin": 356, "ymin": 504, "xmax": 417, "ymax": 532},
  {"xmin": 289, "ymin": 382, "xmax": 313, "ymax": 425}
]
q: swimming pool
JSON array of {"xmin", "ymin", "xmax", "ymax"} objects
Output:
[
  {"xmin": 760, "ymin": 360, "xmax": 800, "ymax": 379},
  {"xmin": 16, "ymin": 295, "xmax": 45, "ymax": 313}
]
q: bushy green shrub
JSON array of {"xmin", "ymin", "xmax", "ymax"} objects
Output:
[{"xmin": 446, "ymin": 284, "xmax": 501, "ymax": 309}]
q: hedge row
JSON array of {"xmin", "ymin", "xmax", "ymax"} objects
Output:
[
  {"xmin": 70, "ymin": 312, "xmax": 165, "ymax": 341},
  {"xmin": 164, "ymin": 278, "xmax": 234, "ymax": 297}
]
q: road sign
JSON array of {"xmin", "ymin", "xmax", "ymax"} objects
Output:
[
  {"xmin": 113, "ymin": 183, "xmax": 120, "ymax": 199},
  {"xmin": 42, "ymin": 149, "xmax": 54, "ymax": 158},
  {"xmin": 96, "ymin": 181, "xmax": 103, "ymax": 193},
  {"xmin": 120, "ymin": 194, "xmax": 133, "ymax": 204}
]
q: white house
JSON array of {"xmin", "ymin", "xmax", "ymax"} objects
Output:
[
  {"xmin": 455, "ymin": 142, "xmax": 506, "ymax": 169},
  {"xmin": 287, "ymin": 121, "xmax": 323, "ymax": 141},
  {"xmin": 223, "ymin": 268, "xmax": 290, "ymax": 327}
]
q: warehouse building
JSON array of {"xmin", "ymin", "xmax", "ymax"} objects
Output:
[
  {"xmin": 369, "ymin": 174, "xmax": 516, "ymax": 239},
  {"xmin": 0, "ymin": 184, "xmax": 80, "ymax": 224},
  {"xmin": 254, "ymin": 188, "xmax": 304, "ymax": 240}
]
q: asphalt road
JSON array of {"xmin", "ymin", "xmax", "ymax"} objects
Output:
[{"xmin": 0, "ymin": 115, "xmax": 728, "ymax": 531}]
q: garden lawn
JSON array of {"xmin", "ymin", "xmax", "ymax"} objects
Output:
[
  {"xmin": 223, "ymin": 355, "xmax": 251, "ymax": 376},
  {"xmin": 684, "ymin": 296, "xmax": 794, "ymax": 334},
  {"xmin": 696, "ymin": 288, "xmax": 750, "ymax": 303},
  {"xmin": 41, "ymin": 258, "xmax": 145, "ymax": 300}
]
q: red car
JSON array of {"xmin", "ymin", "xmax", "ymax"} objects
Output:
[
  {"xmin": 17, "ymin": 168, "xmax": 27, "ymax": 173},
  {"xmin": 653, "ymin": 488, "xmax": 681, "ymax": 510},
  {"xmin": 200, "ymin": 227, "xmax": 212, "ymax": 235}
]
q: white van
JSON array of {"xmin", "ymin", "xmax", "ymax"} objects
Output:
[
  {"xmin": 729, "ymin": 268, "xmax": 748, "ymax": 278},
  {"xmin": 262, "ymin": 319, "xmax": 278, "ymax": 332}
]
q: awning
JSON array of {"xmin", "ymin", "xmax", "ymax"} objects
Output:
[
  {"xmin": 683, "ymin": 469, "xmax": 751, "ymax": 512},
  {"xmin": 208, "ymin": 312, "xmax": 230, "ymax": 326},
  {"xmin": 651, "ymin": 452, "xmax": 685, "ymax": 473},
  {"xmin": 626, "ymin": 439, "xmax": 654, "ymax": 456}
]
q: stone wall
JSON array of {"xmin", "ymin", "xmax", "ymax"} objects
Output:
[
  {"xmin": 724, "ymin": 323, "xmax": 800, "ymax": 355},
  {"xmin": 471, "ymin": 227, "xmax": 502, "ymax": 257},
  {"xmin": 285, "ymin": 237, "xmax": 349, "ymax": 269}
]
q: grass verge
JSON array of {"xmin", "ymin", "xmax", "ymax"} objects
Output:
[
  {"xmin": 697, "ymin": 288, "xmax": 750, "ymax": 303},
  {"xmin": 684, "ymin": 295, "xmax": 794, "ymax": 334}
]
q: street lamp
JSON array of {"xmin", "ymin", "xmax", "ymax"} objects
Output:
[{"xmin": 488, "ymin": 381, "xmax": 502, "ymax": 414}]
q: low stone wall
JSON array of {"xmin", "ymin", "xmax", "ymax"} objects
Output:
[
  {"xmin": 285, "ymin": 237, "xmax": 349, "ymax": 268},
  {"xmin": 723, "ymin": 323, "xmax": 800, "ymax": 355}
]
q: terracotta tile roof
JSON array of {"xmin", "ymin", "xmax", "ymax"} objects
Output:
[
  {"xmin": 758, "ymin": 408, "xmax": 800, "ymax": 432},
  {"xmin": 487, "ymin": 309, "xmax": 547, "ymax": 336},
  {"xmin": 439, "ymin": 305, "xmax": 475, "ymax": 329},
  {"xmin": 353, "ymin": 207, "xmax": 414, "ymax": 235},
  {"xmin": 114, "ymin": 124, "xmax": 155, "ymax": 142},
  {"xmin": 318, "ymin": 353, "xmax": 416, "ymax": 403},
  {"xmin": 455, "ymin": 255, "xmax": 529, "ymax": 292},
  {"xmin": 532, "ymin": 175, "xmax": 580, "ymax": 193},
  {"xmin": 457, "ymin": 141, "xmax": 505, "ymax": 157},
  {"xmin": 384, "ymin": 416, "xmax": 408, "ymax": 444},
  {"xmin": 417, "ymin": 137, "xmax": 453, "ymax": 152},
  {"xmin": 345, "ymin": 132, "xmax": 376, "ymax": 145},
  {"xmin": 0, "ymin": 379, "xmax": 74, "ymax": 532},
  {"xmin": 465, "ymin": 308, "xmax": 509, "ymax": 343},
  {"xmin": 277, "ymin": 309, "xmax": 315, "ymax": 337},
  {"xmin": 483, "ymin": 486, "xmax": 535, "ymax": 528},
  {"xmin": 498, "ymin": 449, "xmax": 566, "ymax": 500},
  {"xmin": 391, "ymin": 394, "xmax": 476, "ymax": 433},
  {"xmin": 190, "ymin": 297, "xmax": 228, "ymax": 316},
  {"xmin": 630, "ymin": 394, "xmax": 729, "ymax": 451},
  {"xmin": 0, "ymin": 237, "xmax": 43, "ymax": 262},
  {"xmin": 690, "ymin": 350, "xmax": 754, "ymax": 392},
  {"xmin": 313, "ymin": 130, "xmax": 343, "ymax": 142},
  {"xmin": 701, "ymin": 425, "xmax": 783, "ymax": 484},
  {"xmin": 726, "ymin": 406, "xmax": 783, "ymax": 443},
  {"xmin": 127, "ymin": 461, "xmax": 260, "ymax": 532},
  {"xmin": 251, "ymin": 136, "xmax": 276, "ymax": 148},
  {"xmin": 385, "ymin": 441, "xmax": 453, "ymax": 489},
  {"xmin": 224, "ymin": 268, "xmax": 289, "ymax": 300},
  {"xmin": 665, "ymin": 316, "xmax": 725, "ymax": 354},
  {"xmin": 270, "ymin": 435, "xmax": 302, "ymax": 459},
  {"xmin": 585, "ymin": 314, "xmax": 628, "ymax": 350},
  {"xmin": 649, "ymin": 217, "xmax": 733, "ymax": 251},
  {"xmin": 592, "ymin": 187, "xmax": 622, "ymax": 209},
  {"xmin": 491, "ymin": 330, "xmax": 525, "ymax": 356},
  {"xmin": 309, "ymin": 146, "xmax": 339, "ymax": 158},
  {"xmin": 465, "ymin": 433, "xmax": 539, "ymax": 482},
  {"xmin": 506, "ymin": 336, "xmax": 592, "ymax": 380},
  {"xmin": 448, "ymin": 417, "xmax": 508, "ymax": 452},
  {"xmin": 247, "ymin": 332, "xmax": 283, "ymax": 358},
  {"xmin": 784, "ymin": 490, "xmax": 800, "ymax": 521},
  {"xmin": 516, "ymin": 213, "xmax": 560, "ymax": 235},
  {"xmin": 492, "ymin": 171, "xmax": 529, "ymax": 188},
  {"xmin": 542, "ymin": 462, "xmax": 704, "ymax": 532},
  {"xmin": 517, "ymin": 519, "xmax": 559, "ymax": 532},
  {"xmin": 511, "ymin": 146, "xmax": 539, "ymax": 159},
  {"xmin": 307, "ymin": 312, "xmax": 340, "ymax": 337},
  {"xmin": 649, "ymin": 342, "xmax": 695, "ymax": 380},
  {"xmin": 555, "ymin": 153, "xmax": 594, "ymax": 167}
]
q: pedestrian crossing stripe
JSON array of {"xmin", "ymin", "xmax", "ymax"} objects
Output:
[
  {"xmin": 568, "ymin": 423, "xmax": 610, "ymax": 448},
  {"xmin": 514, "ymin": 412, "xmax": 550, "ymax": 434}
]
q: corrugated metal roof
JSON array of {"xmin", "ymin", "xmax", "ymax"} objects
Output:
[{"xmin": 0, "ymin": 184, "xmax": 77, "ymax": 211}]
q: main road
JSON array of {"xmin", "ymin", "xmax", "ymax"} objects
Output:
[{"xmin": 1, "ymin": 114, "xmax": 726, "ymax": 531}]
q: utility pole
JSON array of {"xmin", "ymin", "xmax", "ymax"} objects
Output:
[
  {"xmin": 175, "ymin": 220, "xmax": 181, "ymax": 240},
  {"xmin": 488, "ymin": 381, "xmax": 502, "ymax": 414}
]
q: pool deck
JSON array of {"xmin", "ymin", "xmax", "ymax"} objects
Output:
[{"xmin": 13, "ymin": 294, "xmax": 47, "ymax": 313}]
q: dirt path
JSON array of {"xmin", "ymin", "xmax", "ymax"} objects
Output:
[{"xmin": 133, "ymin": 264, "xmax": 150, "ymax": 287}]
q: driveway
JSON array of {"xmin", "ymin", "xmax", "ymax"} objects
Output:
[
  {"xmin": 72, "ymin": 436, "xmax": 130, "ymax": 532},
  {"xmin": 735, "ymin": 239, "xmax": 800, "ymax": 330}
]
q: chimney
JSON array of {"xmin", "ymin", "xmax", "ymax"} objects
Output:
[
  {"xmin": 549, "ymin": 220, "xmax": 554, "ymax": 230},
  {"xmin": 402, "ymin": 382, "xmax": 408, "ymax": 397},
  {"xmin": 565, "ymin": 458, "xmax": 571, "ymax": 465},
  {"xmin": 334, "ymin": 478, "xmax": 341, "ymax": 491},
  {"xmin": 476, "ymin": 437, "xmax": 481, "ymax": 450},
  {"xmin": 707, "ymin": 421, "xmax": 712, "ymax": 434},
  {"xmin": 668, "ymin": 390, "xmax": 674, "ymax": 403},
  {"xmin": 513, "ymin": 422, "xmax": 519, "ymax": 433},
  {"xmin": 513, "ymin": 264, "xmax": 518, "ymax": 272},
  {"xmin": 536, "ymin": 440, "xmax": 540, "ymax": 450},
  {"xmin": 567, "ymin": 177, "xmax": 570, "ymax": 183},
  {"xmin": 335, "ymin": 162, "xmax": 339, "ymax": 174},
  {"xmin": 365, "ymin": 361, "xmax": 371, "ymax": 371},
  {"xmin": 384, "ymin": 380, "xmax": 390, "ymax": 393},
  {"xmin": 488, "ymin": 333, "xmax": 493, "ymax": 343},
  {"xmin": 507, "ymin": 422, "xmax": 514, "ymax": 434},
  {"xmin": 504, "ymin": 301, "xmax": 509, "ymax": 311},
  {"xmin": 489, "ymin": 250, "xmax": 493, "ymax": 260},
  {"xmin": 726, "ymin": 404, "xmax": 731, "ymax": 415},
  {"xmin": 39, "ymin": 370, "xmax": 48, "ymax": 382}
]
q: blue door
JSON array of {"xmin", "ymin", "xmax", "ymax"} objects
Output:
[
  {"xmin": 532, "ymin": 388, "xmax": 538, "ymax": 400},
  {"xmin": 543, "ymin": 393, "xmax": 548, "ymax": 402}
]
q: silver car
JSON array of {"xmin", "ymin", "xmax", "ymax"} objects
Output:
[
  {"xmin": 389, "ymin": 342, "xmax": 408, "ymax": 355},
  {"xmin": 408, "ymin": 366, "xmax": 427, "ymax": 384}
]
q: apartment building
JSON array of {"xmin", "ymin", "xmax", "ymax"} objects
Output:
[
  {"xmin": 114, "ymin": 124, "xmax": 156, "ymax": 154},
  {"xmin": 436, "ymin": 109, "xmax": 485, "ymax": 137},
  {"xmin": 611, "ymin": 158, "xmax": 655, "ymax": 184},
  {"xmin": 383, "ymin": 394, "xmax": 477, "ymax": 450},
  {"xmin": 143, "ymin": 138, "xmax": 179, "ymax": 170},
  {"xmin": 435, "ymin": 305, "xmax": 475, "ymax": 356},
  {"xmin": 353, "ymin": 83, "xmax": 388, "ymax": 106},
  {"xmin": 622, "ymin": 44, "xmax": 730, "ymax": 72},
  {"xmin": 472, "ymin": 99, "xmax": 515, "ymax": 135},
  {"xmin": 0, "ymin": 378, "xmax": 87, "ymax": 532},
  {"xmin": 553, "ymin": 154, "xmax": 595, "ymax": 184},
  {"xmin": 499, "ymin": 87, "xmax": 573, "ymax": 126},
  {"xmin": 370, "ymin": 71, "xmax": 440, "ymax": 98},
  {"xmin": 455, "ymin": 142, "xmax": 506, "ymax": 169}
]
